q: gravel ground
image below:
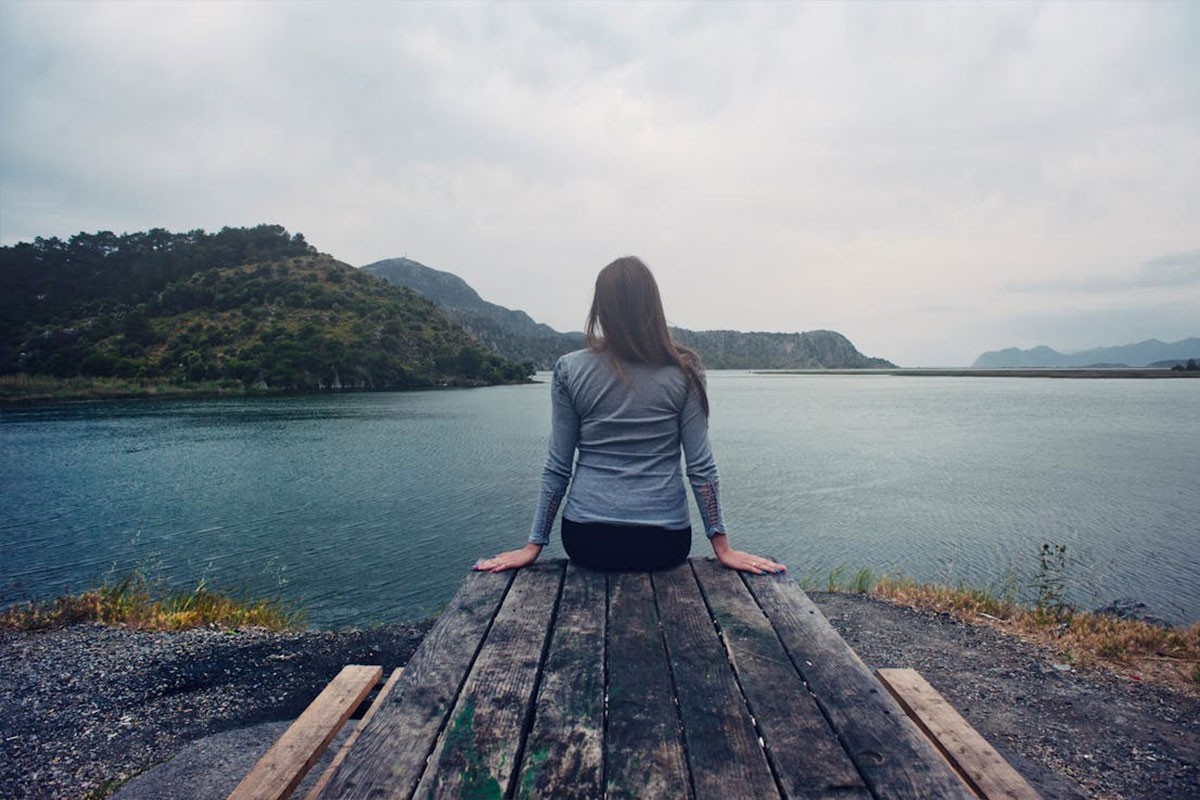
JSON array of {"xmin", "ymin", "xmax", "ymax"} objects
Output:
[
  {"xmin": 0, "ymin": 621, "xmax": 430, "ymax": 800},
  {"xmin": 815, "ymin": 592, "xmax": 1200, "ymax": 800},
  {"xmin": 1, "ymin": 595, "xmax": 1196, "ymax": 800}
]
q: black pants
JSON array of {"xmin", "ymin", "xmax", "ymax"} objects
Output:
[{"xmin": 561, "ymin": 517, "xmax": 691, "ymax": 572}]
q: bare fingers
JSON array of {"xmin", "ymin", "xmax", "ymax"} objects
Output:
[
  {"xmin": 473, "ymin": 556, "xmax": 514, "ymax": 572},
  {"xmin": 727, "ymin": 551, "xmax": 787, "ymax": 575},
  {"xmin": 473, "ymin": 548, "xmax": 538, "ymax": 572}
]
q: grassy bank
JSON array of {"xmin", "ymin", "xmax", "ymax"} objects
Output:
[
  {"xmin": 0, "ymin": 572, "xmax": 302, "ymax": 632},
  {"xmin": 812, "ymin": 567, "xmax": 1200, "ymax": 694}
]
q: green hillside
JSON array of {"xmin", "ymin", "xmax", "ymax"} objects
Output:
[{"xmin": 1, "ymin": 225, "xmax": 531, "ymax": 396}]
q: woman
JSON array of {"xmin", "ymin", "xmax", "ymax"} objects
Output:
[{"xmin": 475, "ymin": 256, "xmax": 785, "ymax": 575}]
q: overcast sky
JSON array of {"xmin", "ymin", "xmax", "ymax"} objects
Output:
[{"xmin": 2, "ymin": 1, "xmax": 1197, "ymax": 366}]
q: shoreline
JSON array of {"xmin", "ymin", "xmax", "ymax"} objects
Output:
[
  {"xmin": 6, "ymin": 367, "xmax": 1196, "ymax": 407},
  {"xmin": 3, "ymin": 594, "xmax": 1197, "ymax": 800},
  {"xmin": 0, "ymin": 374, "xmax": 536, "ymax": 407},
  {"xmin": 754, "ymin": 367, "xmax": 1200, "ymax": 378}
]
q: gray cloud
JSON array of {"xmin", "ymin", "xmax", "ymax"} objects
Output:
[
  {"xmin": 2, "ymin": 0, "xmax": 1198, "ymax": 366},
  {"xmin": 1140, "ymin": 251, "xmax": 1200, "ymax": 286},
  {"xmin": 1006, "ymin": 251, "xmax": 1200, "ymax": 293},
  {"xmin": 1002, "ymin": 298, "xmax": 1200, "ymax": 355}
]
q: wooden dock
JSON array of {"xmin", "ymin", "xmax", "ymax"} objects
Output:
[{"xmin": 235, "ymin": 558, "xmax": 1039, "ymax": 799}]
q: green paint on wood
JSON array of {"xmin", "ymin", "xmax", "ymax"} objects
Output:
[
  {"xmin": 713, "ymin": 604, "xmax": 777, "ymax": 650},
  {"xmin": 518, "ymin": 747, "xmax": 549, "ymax": 796},
  {"xmin": 436, "ymin": 693, "xmax": 503, "ymax": 800}
]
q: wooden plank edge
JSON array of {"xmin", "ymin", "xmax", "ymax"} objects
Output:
[
  {"xmin": 317, "ymin": 569, "xmax": 516, "ymax": 800},
  {"xmin": 303, "ymin": 667, "xmax": 403, "ymax": 800},
  {"xmin": 228, "ymin": 664, "xmax": 383, "ymax": 800},
  {"xmin": 875, "ymin": 668, "xmax": 1042, "ymax": 800},
  {"xmin": 506, "ymin": 560, "xmax": 569, "ymax": 798}
]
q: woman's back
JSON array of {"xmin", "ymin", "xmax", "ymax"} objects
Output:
[
  {"xmin": 474, "ymin": 255, "xmax": 784, "ymax": 577},
  {"xmin": 550, "ymin": 349, "xmax": 712, "ymax": 532}
]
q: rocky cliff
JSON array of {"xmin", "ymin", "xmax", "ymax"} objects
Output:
[{"xmin": 671, "ymin": 328, "xmax": 895, "ymax": 369}]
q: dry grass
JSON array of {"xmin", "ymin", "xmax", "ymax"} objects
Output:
[
  {"xmin": 863, "ymin": 574, "xmax": 1200, "ymax": 695},
  {"xmin": 0, "ymin": 573, "xmax": 302, "ymax": 632},
  {"xmin": 870, "ymin": 574, "xmax": 1020, "ymax": 621}
]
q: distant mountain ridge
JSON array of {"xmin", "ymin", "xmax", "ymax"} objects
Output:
[
  {"xmin": 363, "ymin": 257, "xmax": 895, "ymax": 370},
  {"xmin": 363, "ymin": 258, "xmax": 582, "ymax": 368},
  {"xmin": 972, "ymin": 338, "xmax": 1200, "ymax": 369}
]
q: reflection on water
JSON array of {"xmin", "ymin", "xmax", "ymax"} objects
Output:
[{"xmin": 2, "ymin": 375, "xmax": 1198, "ymax": 627}]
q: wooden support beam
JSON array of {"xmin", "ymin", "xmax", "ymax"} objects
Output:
[
  {"xmin": 876, "ymin": 668, "xmax": 1041, "ymax": 800},
  {"xmin": 228, "ymin": 664, "xmax": 382, "ymax": 800},
  {"xmin": 303, "ymin": 667, "xmax": 404, "ymax": 800}
]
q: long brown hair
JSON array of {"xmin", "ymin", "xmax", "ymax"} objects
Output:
[{"xmin": 585, "ymin": 256, "xmax": 710, "ymax": 417}]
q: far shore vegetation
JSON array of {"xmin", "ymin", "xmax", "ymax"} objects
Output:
[
  {"xmin": 756, "ymin": 367, "xmax": 1200, "ymax": 379},
  {"xmin": 0, "ymin": 372, "xmax": 518, "ymax": 406},
  {"xmin": 0, "ymin": 373, "xmax": 258, "ymax": 404}
]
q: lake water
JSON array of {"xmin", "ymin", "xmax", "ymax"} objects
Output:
[{"xmin": 2, "ymin": 373, "xmax": 1197, "ymax": 628}]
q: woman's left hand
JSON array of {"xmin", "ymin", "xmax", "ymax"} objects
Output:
[{"xmin": 709, "ymin": 533, "xmax": 786, "ymax": 574}]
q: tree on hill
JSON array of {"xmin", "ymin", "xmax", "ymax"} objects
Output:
[{"xmin": 0, "ymin": 227, "xmax": 530, "ymax": 391}]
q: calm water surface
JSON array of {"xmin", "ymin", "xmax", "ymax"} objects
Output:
[{"xmin": 2, "ymin": 374, "xmax": 1197, "ymax": 627}]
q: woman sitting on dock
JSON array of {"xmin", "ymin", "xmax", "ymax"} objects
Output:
[{"xmin": 476, "ymin": 256, "xmax": 786, "ymax": 575}]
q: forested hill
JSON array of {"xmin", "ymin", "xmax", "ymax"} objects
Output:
[
  {"xmin": 363, "ymin": 256, "xmax": 895, "ymax": 370},
  {"xmin": 0, "ymin": 226, "xmax": 530, "ymax": 391}
]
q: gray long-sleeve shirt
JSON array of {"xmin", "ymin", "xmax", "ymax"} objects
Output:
[{"xmin": 529, "ymin": 348, "xmax": 726, "ymax": 545}]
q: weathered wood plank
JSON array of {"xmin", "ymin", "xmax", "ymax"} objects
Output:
[
  {"xmin": 745, "ymin": 574, "xmax": 974, "ymax": 799},
  {"xmin": 652, "ymin": 563, "xmax": 780, "ymax": 800},
  {"xmin": 413, "ymin": 561, "xmax": 564, "ymax": 799},
  {"xmin": 515, "ymin": 563, "xmax": 606, "ymax": 799},
  {"xmin": 304, "ymin": 667, "xmax": 404, "ymax": 800},
  {"xmin": 606, "ymin": 570, "xmax": 691, "ymax": 800},
  {"xmin": 877, "ymin": 669, "xmax": 1041, "ymax": 800},
  {"xmin": 691, "ymin": 559, "xmax": 870, "ymax": 799},
  {"xmin": 229, "ymin": 664, "xmax": 382, "ymax": 800},
  {"xmin": 315, "ymin": 569, "xmax": 514, "ymax": 800}
]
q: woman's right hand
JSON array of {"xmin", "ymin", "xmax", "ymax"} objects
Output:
[
  {"xmin": 709, "ymin": 533, "xmax": 786, "ymax": 574},
  {"xmin": 474, "ymin": 543, "xmax": 543, "ymax": 572}
]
